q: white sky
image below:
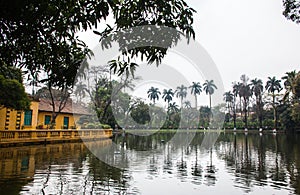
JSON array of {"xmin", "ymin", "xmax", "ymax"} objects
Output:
[
  {"xmin": 188, "ymin": 0, "xmax": 300, "ymax": 89},
  {"xmin": 76, "ymin": 0, "xmax": 300, "ymax": 107}
]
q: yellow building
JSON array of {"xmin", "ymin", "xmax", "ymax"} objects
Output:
[{"xmin": 0, "ymin": 98, "xmax": 89, "ymax": 130}]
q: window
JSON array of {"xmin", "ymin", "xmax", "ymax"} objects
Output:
[
  {"xmin": 63, "ymin": 117, "xmax": 69, "ymax": 129},
  {"xmin": 24, "ymin": 110, "xmax": 32, "ymax": 126},
  {"xmin": 44, "ymin": 115, "xmax": 51, "ymax": 125}
]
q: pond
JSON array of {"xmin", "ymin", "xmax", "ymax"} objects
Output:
[{"xmin": 0, "ymin": 131, "xmax": 299, "ymax": 195}]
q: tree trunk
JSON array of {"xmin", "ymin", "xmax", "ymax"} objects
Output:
[
  {"xmin": 239, "ymin": 96, "xmax": 243, "ymax": 119},
  {"xmin": 258, "ymin": 96, "xmax": 263, "ymax": 129},
  {"xmin": 244, "ymin": 97, "xmax": 248, "ymax": 129},
  {"xmin": 233, "ymin": 97, "xmax": 237, "ymax": 129},
  {"xmin": 195, "ymin": 95, "xmax": 197, "ymax": 109},
  {"xmin": 209, "ymin": 94, "xmax": 212, "ymax": 110},
  {"xmin": 273, "ymin": 93, "xmax": 277, "ymax": 129}
]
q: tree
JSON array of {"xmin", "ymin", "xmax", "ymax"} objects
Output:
[
  {"xmin": 283, "ymin": 0, "xmax": 300, "ymax": 24},
  {"xmin": 74, "ymin": 82, "xmax": 87, "ymax": 103},
  {"xmin": 251, "ymin": 78, "xmax": 264, "ymax": 129},
  {"xmin": 162, "ymin": 89, "xmax": 174, "ymax": 105},
  {"xmin": 238, "ymin": 75, "xmax": 252, "ymax": 129},
  {"xmin": 0, "ymin": 75, "xmax": 30, "ymax": 110},
  {"xmin": 233, "ymin": 82, "xmax": 243, "ymax": 117},
  {"xmin": 175, "ymin": 85, "xmax": 187, "ymax": 108},
  {"xmin": 168, "ymin": 102, "xmax": 180, "ymax": 114},
  {"xmin": 203, "ymin": 80, "xmax": 217, "ymax": 110},
  {"xmin": 0, "ymin": 65, "xmax": 30, "ymax": 110},
  {"xmin": 290, "ymin": 72, "xmax": 300, "ymax": 130},
  {"xmin": 147, "ymin": 87, "xmax": 161, "ymax": 105},
  {"xmin": 232, "ymin": 82, "xmax": 241, "ymax": 129},
  {"xmin": 0, "ymin": 0, "xmax": 196, "ymax": 82},
  {"xmin": 183, "ymin": 101, "xmax": 192, "ymax": 109},
  {"xmin": 199, "ymin": 106, "xmax": 211, "ymax": 128},
  {"xmin": 282, "ymin": 70, "xmax": 297, "ymax": 102},
  {"xmin": 189, "ymin": 82, "xmax": 202, "ymax": 109},
  {"xmin": 130, "ymin": 101, "xmax": 150, "ymax": 125},
  {"xmin": 223, "ymin": 91, "xmax": 234, "ymax": 114},
  {"xmin": 265, "ymin": 76, "xmax": 282, "ymax": 130},
  {"xmin": 35, "ymin": 86, "xmax": 70, "ymax": 127}
]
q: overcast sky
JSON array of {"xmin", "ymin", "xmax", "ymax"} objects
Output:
[
  {"xmin": 188, "ymin": 0, "xmax": 300, "ymax": 90},
  {"xmin": 77, "ymin": 0, "xmax": 300, "ymax": 107}
]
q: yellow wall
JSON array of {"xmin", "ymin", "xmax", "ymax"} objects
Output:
[
  {"xmin": 22, "ymin": 101, "xmax": 39, "ymax": 130},
  {"xmin": 37, "ymin": 111, "xmax": 80, "ymax": 130},
  {"xmin": 0, "ymin": 101, "xmax": 39, "ymax": 130},
  {"xmin": 0, "ymin": 100, "xmax": 83, "ymax": 130}
]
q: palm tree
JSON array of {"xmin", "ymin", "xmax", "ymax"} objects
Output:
[
  {"xmin": 233, "ymin": 82, "xmax": 243, "ymax": 117},
  {"xmin": 203, "ymin": 80, "xmax": 217, "ymax": 110},
  {"xmin": 189, "ymin": 82, "xmax": 202, "ymax": 109},
  {"xmin": 251, "ymin": 78, "xmax": 264, "ymax": 129},
  {"xmin": 282, "ymin": 70, "xmax": 297, "ymax": 102},
  {"xmin": 223, "ymin": 91, "xmax": 234, "ymax": 113},
  {"xmin": 175, "ymin": 85, "xmax": 187, "ymax": 108},
  {"xmin": 74, "ymin": 82, "xmax": 87, "ymax": 103},
  {"xmin": 232, "ymin": 82, "xmax": 241, "ymax": 129},
  {"xmin": 147, "ymin": 87, "xmax": 161, "ymax": 105},
  {"xmin": 239, "ymin": 75, "xmax": 252, "ymax": 129},
  {"xmin": 183, "ymin": 101, "xmax": 192, "ymax": 109},
  {"xmin": 162, "ymin": 89, "xmax": 174, "ymax": 105},
  {"xmin": 168, "ymin": 102, "xmax": 180, "ymax": 113},
  {"xmin": 265, "ymin": 76, "xmax": 282, "ymax": 130}
]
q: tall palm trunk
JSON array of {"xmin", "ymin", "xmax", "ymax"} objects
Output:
[
  {"xmin": 181, "ymin": 97, "xmax": 183, "ymax": 109},
  {"xmin": 194, "ymin": 95, "xmax": 198, "ymax": 109},
  {"xmin": 209, "ymin": 94, "xmax": 212, "ymax": 110},
  {"xmin": 239, "ymin": 96, "xmax": 243, "ymax": 118},
  {"xmin": 272, "ymin": 93, "xmax": 277, "ymax": 129},
  {"xmin": 258, "ymin": 95, "xmax": 263, "ymax": 128},
  {"xmin": 233, "ymin": 96, "xmax": 237, "ymax": 129},
  {"xmin": 244, "ymin": 97, "xmax": 248, "ymax": 129}
]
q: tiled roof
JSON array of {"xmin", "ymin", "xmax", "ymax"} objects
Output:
[{"xmin": 38, "ymin": 98, "xmax": 90, "ymax": 115}]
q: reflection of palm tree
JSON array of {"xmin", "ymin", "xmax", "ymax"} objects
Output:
[
  {"xmin": 205, "ymin": 148, "xmax": 216, "ymax": 186},
  {"xmin": 175, "ymin": 85, "xmax": 187, "ymax": 108},
  {"xmin": 192, "ymin": 145, "xmax": 202, "ymax": 178},
  {"xmin": 203, "ymin": 80, "xmax": 217, "ymax": 110},
  {"xmin": 147, "ymin": 87, "xmax": 161, "ymax": 105},
  {"xmin": 162, "ymin": 89, "xmax": 174, "ymax": 105},
  {"xmin": 265, "ymin": 76, "xmax": 282, "ymax": 129},
  {"xmin": 189, "ymin": 82, "xmax": 202, "ymax": 109}
]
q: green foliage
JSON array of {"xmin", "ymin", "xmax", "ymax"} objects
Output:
[
  {"xmin": 130, "ymin": 101, "xmax": 150, "ymax": 125},
  {"xmin": 81, "ymin": 122, "xmax": 111, "ymax": 129},
  {"xmin": 291, "ymin": 102, "xmax": 300, "ymax": 130},
  {"xmin": 162, "ymin": 89, "xmax": 174, "ymax": 103},
  {"xmin": 278, "ymin": 103, "xmax": 295, "ymax": 131},
  {"xmin": 175, "ymin": 85, "xmax": 187, "ymax": 107},
  {"xmin": 199, "ymin": 106, "xmax": 211, "ymax": 128},
  {"xmin": 147, "ymin": 87, "xmax": 161, "ymax": 104},
  {"xmin": 189, "ymin": 82, "xmax": 202, "ymax": 108},
  {"xmin": 0, "ymin": 0, "xmax": 196, "ymax": 85},
  {"xmin": 0, "ymin": 75, "xmax": 30, "ymax": 110},
  {"xmin": 283, "ymin": 0, "xmax": 300, "ymax": 24}
]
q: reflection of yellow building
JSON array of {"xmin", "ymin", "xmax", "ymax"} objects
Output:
[{"xmin": 0, "ymin": 98, "xmax": 89, "ymax": 130}]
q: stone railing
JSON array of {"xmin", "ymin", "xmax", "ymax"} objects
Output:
[{"xmin": 0, "ymin": 129, "xmax": 112, "ymax": 146}]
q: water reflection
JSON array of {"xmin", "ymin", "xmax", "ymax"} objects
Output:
[{"xmin": 0, "ymin": 132, "xmax": 300, "ymax": 194}]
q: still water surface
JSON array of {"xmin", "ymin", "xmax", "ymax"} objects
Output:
[{"xmin": 0, "ymin": 132, "xmax": 300, "ymax": 195}]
